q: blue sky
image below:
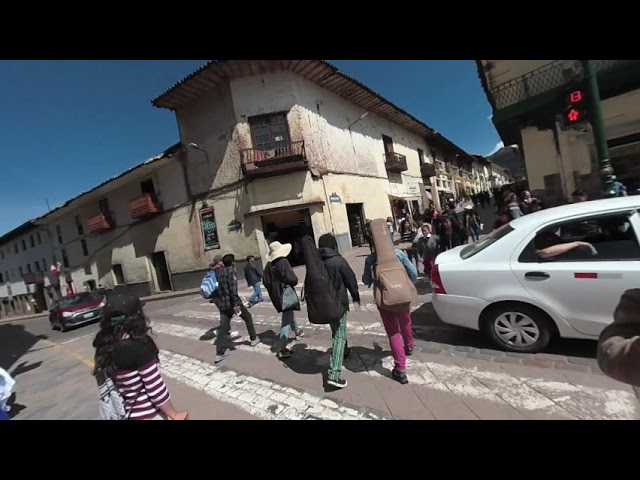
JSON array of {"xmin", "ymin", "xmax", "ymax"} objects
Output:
[{"xmin": 0, "ymin": 60, "xmax": 499, "ymax": 234}]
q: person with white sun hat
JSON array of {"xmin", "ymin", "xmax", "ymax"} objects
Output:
[{"xmin": 262, "ymin": 241, "xmax": 304, "ymax": 359}]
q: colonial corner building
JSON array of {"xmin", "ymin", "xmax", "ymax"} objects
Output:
[
  {"xmin": 476, "ymin": 60, "xmax": 640, "ymax": 204},
  {"xmin": 0, "ymin": 60, "xmax": 483, "ymax": 316}
]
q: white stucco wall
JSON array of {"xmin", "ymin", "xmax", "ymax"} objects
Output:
[
  {"xmin": 230, "ymin": 71, "xmax": 433, "ymax": 187},
  {"xmin": 40, "ymin": 159, "xmax": 195, "ymax": 292},
  {"xmin": 171, "ymin": 69, "xmax": 439, "ymax": 259},
  {"xmin": 0, "ymin": 228, "xmax": 56, "ymax": 298}
]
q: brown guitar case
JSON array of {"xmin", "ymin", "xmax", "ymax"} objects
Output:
[{"xmin": 370, "ymin": 218, "xmax": 417, "ymax": 311}]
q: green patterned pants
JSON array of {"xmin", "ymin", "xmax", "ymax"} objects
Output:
[{"xmin": 328, "ymin": 313, "xmax": 348, "ymax": 382}]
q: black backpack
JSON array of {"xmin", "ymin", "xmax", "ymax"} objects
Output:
[{"xmin": 300, "ymin": 235, "xmax": 346, "ymax": 324}]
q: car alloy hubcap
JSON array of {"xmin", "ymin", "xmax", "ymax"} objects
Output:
[{"xmin": 494, "ymin": 312, "xmax": 540, "ymax": 347}]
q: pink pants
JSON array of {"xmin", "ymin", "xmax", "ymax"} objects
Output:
[
  {"xmin": 378, "ymin": 307, "xmax": 414, "ymax": 372},
  {"xmin": 423, "ymin": 256, "xmax": 435, "ymax": 277}
]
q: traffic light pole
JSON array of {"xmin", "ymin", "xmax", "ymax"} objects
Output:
[{"xmin": 581, "ymin": 60, "xmax": 616, "ymax": 198}]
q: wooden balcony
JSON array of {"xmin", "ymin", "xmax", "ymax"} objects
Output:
[
  {"xmin": 23, "ymin": 272, "xmax": 44, "ymax": 285},
  {"xmin": 420, "ymin": 163, "xmax": 436, "ymax": 178},
  {"xmin": 384, "ymin": 152, "xmax": 408, "ymax": 173},
  {"xmin": 88, "ymin": 213, "xmax": 114, "ymax": 233},
  {"xmin": 240, "ymin": 140, "xmax": 308, "ymax": 178},
  {"xmin": 129, "ymin": 194, "xmax": 162, "ymax": 220}
]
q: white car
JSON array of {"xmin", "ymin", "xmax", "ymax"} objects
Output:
[{"xmin": 431, "ymin": 196, "xmax": 640, "ymax": 353}]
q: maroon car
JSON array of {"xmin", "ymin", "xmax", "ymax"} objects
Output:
[{"xmin": 49, "ymin": 291, "xmax": 106, "ymax": 332}]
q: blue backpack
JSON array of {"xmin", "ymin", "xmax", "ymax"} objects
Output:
[{"xmin": 201, "ymin": 271, "xmax": 219, "ymax": 299}]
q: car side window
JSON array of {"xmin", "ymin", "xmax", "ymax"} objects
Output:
[{"xmin": 518, "ymin": 212, "xmax": 640, "ymax": 263}]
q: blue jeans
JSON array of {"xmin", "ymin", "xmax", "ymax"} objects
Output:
[
  {"xmin": 279, "ymin": 309, "xmax": 298, "ymax": 349},
  {"xmin": 248, "ymin": 282, "xmax": 263, "ymax": 304},
  {"xmin": 469, "ymin": 225, "xmax": 480, "ymax": 241}
]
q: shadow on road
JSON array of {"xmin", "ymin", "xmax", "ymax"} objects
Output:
[
  {"xmin": 250, "ymin": 329, "xmax": 401, "ymax": 391},
  {"xmin": 0, "ymin": 323, "xmax": 48, "ymax": 418},
  {"xmin": 0, "ymin": 324, "xmax": 47, "ymax": 374},
  {"xmin": 410, "ymin": 302, "xmax": 597, "ymax": 359}
]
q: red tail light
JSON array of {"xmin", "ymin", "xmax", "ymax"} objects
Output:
[{"xmin": 430, "ymin": 264, "xmax": 447, "ymax": 294}]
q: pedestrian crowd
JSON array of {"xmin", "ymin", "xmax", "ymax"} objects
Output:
[{"xmin": 90, "ymin": 214, "xmax": 422, "ymax": 419}]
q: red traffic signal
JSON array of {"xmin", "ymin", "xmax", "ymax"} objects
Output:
[
  {"xmin": 560, "ymin": 87, "xmax": 588, "ymax": 129},
  {"xmin": 567, "ymin": 108, "xmax": 581, "ymax": 122}
]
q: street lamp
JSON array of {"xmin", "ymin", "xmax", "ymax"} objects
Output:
[
  {"xmin": 188, "ymin": 142, "xmax": 210, "ymax": 165},
  {"xmin": 581, "ymin": 60, "xmax": 617, "ymax": 198}
]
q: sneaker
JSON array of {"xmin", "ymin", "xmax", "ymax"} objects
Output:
[
  {"xmin": 343, "ymin": 348, "xmax": 352, "ymax": 361},
  {"xmin": 405, "ymin": 346, "xmax": 414, "ymax": 356},
  {"xmin": 392, "ymin": 369, "xmax": 409, "ymax": 385},
  {"xmin": 277, "ymin": 348, "xmax": 294, "ymax": 359},
  {"xmin": 250, "ymin": 337, "xmax": 261, "ymax": 347},
  {"xmin": 215, "ymin": 351, "xmax": 230, "ymax": 364},
  {"xmin": 200, "ymin": 329, "xmax": 217, "ymax": 341},
  {"xmin": 295, "ymin": 329, "xmax": 305, "ymax": 341},
  {"xmin": 327, "ymin": 377, "xmax": 348, "ymax": 389}
]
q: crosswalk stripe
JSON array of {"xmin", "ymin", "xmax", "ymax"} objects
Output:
[
  {"xmin": 158, "ymin": 349, "xmax": 385, "ymax": 420},
  {"xmin": 200, "ymin": 300, "xmax": 400, "ymax": 310},
  {"xmin": 166, "ymin": 310, "xmax": 390, "ymax": 337},
  {"xmin": 154, "ymin": 322, "xmax": 639, "ymax": 420}
]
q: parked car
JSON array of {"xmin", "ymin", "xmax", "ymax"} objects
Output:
[
  {"xmin": 49, "ymin": 291, "xmax": 106, "ymax": 332},
  {"xmin": 431, "ymin": 196, "xmax": 640, "ymax": 353}
]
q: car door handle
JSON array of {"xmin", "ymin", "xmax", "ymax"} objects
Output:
[{"xmin": 525, "ymin": 271, "xmax": 550, "ymax": 280}]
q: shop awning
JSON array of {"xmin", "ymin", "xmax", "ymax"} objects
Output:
[{"xmin": 387, "ymin": 193, "xmax": 421, "ymax": 200}]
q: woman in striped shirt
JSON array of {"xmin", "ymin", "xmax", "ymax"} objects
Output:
[{"xmin": 92, "ymin": 293, "xmax": 188, "ymax": 420}]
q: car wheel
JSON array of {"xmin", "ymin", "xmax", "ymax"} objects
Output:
[
  {"xmin": 483, "ymin": 303, "xmax": 554, "ymax": 354},
  {"xmin": 50, "ymin": 321, "xmax": 57, "ymax": 331},
  {"xmin": 59, "ymin": 321, "xmax": 67, "ymax": 333}
]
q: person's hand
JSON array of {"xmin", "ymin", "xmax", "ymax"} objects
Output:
[
  {"xmin": 234, "ymin": 305, "xmax": 241, "ymax": 314},
  {"xmin": 576, "ymin": 241, "xmax": 598, "ymax": 256},
  {"xmin": 169, "ymin": 411, "xmax": 189, "ymax": 420}
]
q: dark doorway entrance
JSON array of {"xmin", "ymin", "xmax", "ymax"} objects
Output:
[
  {"xmin": 346, "ymin": 203, "xmax": 366, "ymax": 247},
  {"xmin": 261, "ymin": 208, "xmax": 314, "ymax": 267},
  {"xmin": 151, "ymin": 251, "xmax": 173, "ymax": 292},
  {"xmin": 34, "ymin": 283, "xmax": 47, "ymax": 312}
]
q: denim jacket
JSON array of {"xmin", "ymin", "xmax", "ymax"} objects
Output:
[{"xmin": 362, "ymin": 249, "xmax": 418, "ymax": 295}]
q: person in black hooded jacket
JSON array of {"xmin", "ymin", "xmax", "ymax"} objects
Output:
[{"xmin": 318, "ymin": 233, "xmax": 361, "ymax": 389}]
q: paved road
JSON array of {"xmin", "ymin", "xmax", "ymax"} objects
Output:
[
  {"xmin": 2, "ymin": 271, "xmax": 636, "ymax": 420},
  {"xmin": 0, "ymin": 203, "xmax": 630, "ymax": 420}
]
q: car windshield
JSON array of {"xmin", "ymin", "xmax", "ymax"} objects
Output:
[
  {"xmin": 58, "ymin": 292, "xmax": 101, "ymax": 309},
  {"xmin": 460, "ymin": 224, "xmax": 515, "ymax": 260}
]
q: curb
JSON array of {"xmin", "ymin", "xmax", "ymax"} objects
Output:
[
  {"xmin": 0, "ymin": 289, "xmax": 201, "ymax": 325},
  {"xmin": 0, "ymin": 312, "xmax": 48, "ymax": 325},
  {"xmin": 141, "ymin": 289, "xmax": 200, "ymax": 303}
]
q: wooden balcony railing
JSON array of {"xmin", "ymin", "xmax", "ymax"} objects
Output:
[
  {"xmin": 240, "ymin": 140, "xmax": 307, "ymax": 177},
  {"xmin": 129, "ymin": 194, "xmax": 162, "ymax": 220},
  {"xmin": 88, "ymin": 213, "xmax": 114, "ymax": 234},
  {"xmin": 420, "ymin": 163, "xmax": 436, "ymax": 178},
  {"xmin": 384, "ymin": 152, "xmax": 408, "ymax": 173}
]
